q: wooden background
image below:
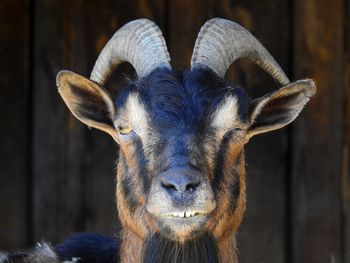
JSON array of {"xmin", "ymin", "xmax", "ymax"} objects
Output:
[{"xmin": 0, "ymin": 0, "xmax": 348, "ymax": 262}]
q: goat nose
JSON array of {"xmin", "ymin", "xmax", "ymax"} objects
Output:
[{"xmin": 160, "ymin": 171, "xmax": 201, "ymax": 194}]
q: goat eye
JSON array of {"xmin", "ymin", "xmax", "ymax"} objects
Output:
[{"xmin": 117, "ymin": 123, "xmax": 133, "ymax": 135}]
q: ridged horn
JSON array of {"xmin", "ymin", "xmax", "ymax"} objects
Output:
[
  {"xmin": 191, "ymin": 18, "xmax": 290, "ymax": 86},
  {"xmin": 90, "ymin": 19, "xmax": 171, "ymax": 86}
]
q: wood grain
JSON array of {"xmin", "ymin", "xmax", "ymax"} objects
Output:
[
  {"xmin": 168, "ymin": 0, "xmax": 210, "ymax": 69},
  {"xmin": 343, "ymin": 0, "xmax": 350, "ymax": 262},
  {"xmin": 0, "ymin": 0, "xmax": 30, "ymax": 250},
  {"xmin": 292, "ymin": 0, "xmax": 343, "ymax": 262}
]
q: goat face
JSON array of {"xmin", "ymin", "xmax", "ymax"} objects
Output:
[
  {"xmin": 115, "ymin": 68, "xmax": 249, "ymax": 242},
  {"xmin": 56, "ymin": 19, "xmax": 315, "ymax": 243}
]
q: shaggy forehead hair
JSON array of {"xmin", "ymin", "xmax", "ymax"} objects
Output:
[{"xmin": 116, "ymin": 68, "xmax": 250, "ymax": 131}]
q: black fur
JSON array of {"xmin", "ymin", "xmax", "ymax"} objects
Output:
[
  {"xmin": 228, "ymin": 154, "xmax": 242, "ymax": 212},
  {"xmin": 4, "ymin": 251, "xmax": 32, "ymax": 262},
  {"xmin": 117, "ymin": 68, "xmax": 250, "ymax": 206},
  {"xmin": 117, "ymin": 67, "xmax": 250, "ymax": 149},
  {"xmin": 137, "ymin": 68, "xmax": 250, "ymax": 133},
  {"xmin": 120, "ymin": 157, "xmax": 139, "ymax": 213},
  {"xmin": 133, "ymin": 137, "xmax": 152, "ymax": 195},
  {"xmin": 55, "ymin": 233, "xmax": 120, "ymax": 263},
  {"xmin": 119, "ymin": 136, "xmax": 150, "ymax": 212},
  {"xmin": 2, "ymin": 243, "xmax": 59, "ymax": 263},
  {"xmin": 142, "ymin": 233, "xmax": 219, "ymax": 263},
  {"xmin": 212, "ymin": 130, "xmax": 235, "ymax": 196}
]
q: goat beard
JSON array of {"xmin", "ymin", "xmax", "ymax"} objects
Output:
[{"xmin": 141, "ymin": 232, "xmax": 219, "ymax": 263}]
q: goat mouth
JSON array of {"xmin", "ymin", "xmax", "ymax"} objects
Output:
[
  {"xmin": 160, "ymin": 211, "xmax": 206, "ymax": 219},
  {"xmin": 146, "ymin": 209, "xmax": 212, "ymax": 240}
]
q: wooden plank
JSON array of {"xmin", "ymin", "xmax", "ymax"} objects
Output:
[
  {"xmin": 32, "ymin": 0, "xmax": 166, "ymax": 243},
  {"xmin": 292, "ymin": 0, "xmax": 343, "ymax": 262},
  {"xmin": 32, "ymin": 0, "xmax": 80, "ymax": 243},
  {"xmin": 343, "ymin": 0, "xmax": 350, "ymax": 262},
  {"xmin": 0, "ymin": 0, "xmax": 30, "ymax": 250},
  {"xmin": 209, "ymin": 1, "xmax": 290, "ymax": 263}
]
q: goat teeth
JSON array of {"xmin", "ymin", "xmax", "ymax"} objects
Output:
[
  {"xmin": 184, "ymin": 211, "xmax": 195, "ymax": 217},
  {"xmin": 166, "ymin": 211, "xmax": 200, "ymax": 218}
]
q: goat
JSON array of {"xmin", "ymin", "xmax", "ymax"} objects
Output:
[{"xmin": 0, "ymin": 18, "xmax": 315, "ymax": 263}]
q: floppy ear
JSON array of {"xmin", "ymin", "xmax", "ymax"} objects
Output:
[
  {"xmin": 246, "ymin": 79, "xmax": 316, "ymax": 139},
  {"xmin": 56, "ymin": 70, "xmax": 117, "ymax": 138}
]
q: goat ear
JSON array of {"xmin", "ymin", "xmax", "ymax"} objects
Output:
[
  {"xmin": 246, "ymin": 79, "xmax": 316, "ymax": 139},
  {"xmin": 56, "ymin": 70, "xmax": 117, "ymax": 138}
]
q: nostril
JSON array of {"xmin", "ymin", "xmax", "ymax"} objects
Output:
[
  {"xmin": 185, "ymin": 182, "xmax": 200, "ymax": 193},
  {"xmin": 160, "ymin": 168, "xmax": 202, "ymax": 195},
  {"xmin": 161, "ymin": 177, "xmax": 200, "ymax": 194},
  {"xmin": 161, "ymin": 181, "xmax": 177, "ymax": 191}
]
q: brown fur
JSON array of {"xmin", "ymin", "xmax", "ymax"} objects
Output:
[
  {"xmin": 119, "ymin": 230, "xmax": 144, "ymax": 263},
  {"xmin": 217, "ymin": 236, "xmax": 238, "ymax": 263},
  {"xmin": 115, "ymin": 130, "xmax": 248, "ymax": 261},
  {"xmin": 116, "ymin": 161, "xmax": 148, "ymax": 240}
]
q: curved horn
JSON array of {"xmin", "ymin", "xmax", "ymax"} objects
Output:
[
  {"xmin": 90, "ymin": 19, "xmax": 171, "ymax": 85},
  {"xmin": 191, "ymin": 18, "xmax": 290, "ymax": 86}
]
